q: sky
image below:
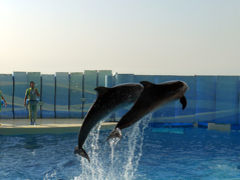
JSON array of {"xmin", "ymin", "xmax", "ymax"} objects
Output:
[{"xmin": 0, "ymin": 0, "xmax": 239, "ymax": 75}]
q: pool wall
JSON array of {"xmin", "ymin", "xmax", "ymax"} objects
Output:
[{"xmin": 0, "ymin": 72, "xmax": 240, "ymax": 127}]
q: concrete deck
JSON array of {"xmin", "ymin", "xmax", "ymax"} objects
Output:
[
  {"xmin": 0, "ymin": 119, "xmax": 232, "ymax": 135},
  {"xmin": 0, "ymin": 119, "xmax": 117, "ymax": 135}
]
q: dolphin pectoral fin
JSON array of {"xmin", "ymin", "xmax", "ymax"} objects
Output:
[
  {"xmin": 107, "ymin": 128, "xmax": 122, "ymax": 141},
  {"xmin": 74, "ymin": 146, "xmax": 90, "ymax": 163},
  {"xmin": 180, "ymin": 96, "xmax": 187, "ymax": 110}
]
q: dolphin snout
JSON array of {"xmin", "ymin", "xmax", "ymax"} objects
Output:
[
  {"xmin": 175, "ymin": 81, "xmax": 188, "ymax": 95},
  {"xmin": 181, "ymin": 81, "xmax": 188, "ymax": 92}
]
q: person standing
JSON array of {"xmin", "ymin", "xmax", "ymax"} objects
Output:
[
  {"xmin": 24, "ymin": 81, "xmax": 40, "ymax": 125},
  {"xmin": 0, "ymin": 90, "xmax": 7, "ymax": 112}
]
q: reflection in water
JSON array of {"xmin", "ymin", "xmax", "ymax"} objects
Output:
[{"xmin": 23, "ymin": 136, "xmax": 43, "ymax": 150}]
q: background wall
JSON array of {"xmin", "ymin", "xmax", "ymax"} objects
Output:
[{"xmin": 0, "ymin": 71, "xmax": 239, "ymax": 127}]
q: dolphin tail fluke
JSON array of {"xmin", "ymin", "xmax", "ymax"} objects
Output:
[
  {"xmin": 107, "ymin": 128, "xmax": 122, "ymax": 141},
  {"xmin": 180, "ymin": 95, "xmax": 187, "ymax": 110},
  {"xmin": 74, "ymin": 146, "xmax": 90, "ymax": 163}
]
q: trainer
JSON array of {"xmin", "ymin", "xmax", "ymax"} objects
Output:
[{"xmin": 24, "ymin": 81, "xmax": 40, "ymax": 125}]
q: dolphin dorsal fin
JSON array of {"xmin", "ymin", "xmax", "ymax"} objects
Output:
[
  {"xmin": 140, "ymin": 81, "xmax": 155, "ymax": 88},
  {"xmin": 94, "ymin": 87, "xmax": 109, "ymax": 96}
]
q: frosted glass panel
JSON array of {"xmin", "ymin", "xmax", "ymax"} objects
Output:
[
  {"xmin": 13, "ymin": 72, "xmax": 28, "ymax": 118},
  {"xmin": 56, "ymin": 72, "xmax": 69, "ymax": 118},
  {"xmin": 41, "ymin": 74, "xmax": 55, "ymax": 118},
  {"xmin": 83, "ymin": 70, "xmax": 97, "ymax": 117},
  {"xmin": 98, "ymin": 70, "xmax": 112, "ymax": 87},
  {"xmin": 70, "ymin": 72, "xmax": 83, "ymax": 118}
]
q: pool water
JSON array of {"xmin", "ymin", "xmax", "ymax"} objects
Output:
[{"xmin": 1, "ymin": 119, "xmax": 240, "ymax": 180}]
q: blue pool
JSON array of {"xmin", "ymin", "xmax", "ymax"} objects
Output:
[{"xmin": 1, "ymin": 120, "xmax": 240, "ymax": 180}]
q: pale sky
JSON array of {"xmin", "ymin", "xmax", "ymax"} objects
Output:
[{"xmin": 0, "ymin": 0, "xmax": 239, "ymax": 75}]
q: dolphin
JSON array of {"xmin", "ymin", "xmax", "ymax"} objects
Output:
[
  {"xmin": 74, "ymin": 83, "xmax": 143, "ymax": 162},
  {"xmin": 108, "ymin": 80, "xmax": 188, "ymax": 140}
]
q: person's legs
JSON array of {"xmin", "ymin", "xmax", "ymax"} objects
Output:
[
  {"xmin": 32, "ymin": 103, "xmax": 37, "ymax": 125},
  {"xmin": 28, "ymin": 103, "xmax": 33, "ymax": 125}
]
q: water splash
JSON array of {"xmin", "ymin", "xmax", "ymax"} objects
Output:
[
  {"xmin": 77, "ymin": 123, "xmax": 104, "ymax": 180},
  {"xmin": 74, "ymin": 114, "xmax": 152, "ymax": 180},
  {"xmin": 123, "ymin": 114, "xmax": 151, "ymax": 180},
  {"xmin": 43, "ymin": 169, "xmax": 57, "ymax": 180}
]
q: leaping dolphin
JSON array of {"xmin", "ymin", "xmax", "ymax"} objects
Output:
[
  {"xmin": 108, "ymin": 80, "xmax": 188, "ymax": 140},
  {"xmin": 74, "ymin": 83, "xmax": 143, "ymax": 162}
]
